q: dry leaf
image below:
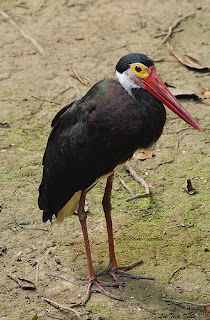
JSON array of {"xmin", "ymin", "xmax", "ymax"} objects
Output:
[
  {"xmin": 204, "ymin": 91, "xmax": 210, "ymax": 99},
  {"xmin": 181, "ymin": 179, "xmax": 196, "ymax": 195},
  {"xmin": 170, "ymin": 88, "xmax": 200, "ymax": 101},
  {"xmin": 133, "ymin": 149, "xmax": 154, "ymax": 160},
  {"xmin": 7, "ymin": 274, "xmax": 36, "ymax": 290},
  {"xmin": 198, "ymin": 83, "xmax": 210, "ymax": 99},
  {"xmin": 204, "ymin": 305, "xmax": 210, "ymax": 317},
  {"xmin": 70, "ymin": 68, "xmax": 89, "ymax": 86},
  {"xmin": 198, "ymin": 82, "xmax": 206, "ymax": 94},
  {"xmin": 167, "ymin": 42, "xmax": 210, "ymax": 70},
  {"xmin": 164, "ymin": 81, "xmax": 176, "ymax": 88}
]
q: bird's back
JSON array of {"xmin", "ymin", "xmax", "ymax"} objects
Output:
[{"xmin": 39, "ymin": 79, "xmax": 166, "ymax": 222}]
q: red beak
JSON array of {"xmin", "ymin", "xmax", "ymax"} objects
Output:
[{"xmin": 144, "ymin": 66, "xmax": 202, "ymax": 131}]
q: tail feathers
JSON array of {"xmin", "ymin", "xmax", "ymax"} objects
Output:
[
  {"xmin": 38, "ymin": 182, "xmax": 44, "ymax": 209},
  {"xmin": 38, "ymin": 183, "xmax": 81, "ymax": 223},
  {"xmin": 39, "ymin": 193, "xmax": 54, "ymax": 222},
  {"xmin": 38, "ymin": 182, "xmax": 52, "ymax": 222},
  {"xmin": 38, "ymin": 193, "xmax": 43, "ymax": 210},
  {"xmin": 42, "ymin": 210, "xmax": 53, "ymax": 223}
]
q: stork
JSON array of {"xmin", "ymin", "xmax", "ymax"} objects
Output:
[{"xmin": 38, "ymin": 53, "xmax": 201, "ymax": 302}]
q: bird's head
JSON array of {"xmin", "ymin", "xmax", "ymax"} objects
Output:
[{"xmin": 116, "ymin": 53, "xmax": 202, "ymax": 131}]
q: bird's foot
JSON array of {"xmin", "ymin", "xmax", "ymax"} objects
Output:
[
  {"xmin": 97, "ymin": 260, "xmax": 154, "ymax": 283},
  {"xmin": 84, "ymin": 278, "xmax": 123, "ymax": 303}
]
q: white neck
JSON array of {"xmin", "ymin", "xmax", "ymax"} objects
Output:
[{"xmin": 116, "ymin": 70, "xmax": 138, "ymax": 97}]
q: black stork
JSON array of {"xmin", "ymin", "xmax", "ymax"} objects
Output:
[{"xmin": 38, "ymin": 53, "xmax": 201, "ymax": 302}]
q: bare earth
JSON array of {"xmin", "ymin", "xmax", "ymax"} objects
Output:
[{"xmin": 0, "ymin": 0, "xmax": 210, "ymax": 319}]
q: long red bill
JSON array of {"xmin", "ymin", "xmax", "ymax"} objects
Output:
[{"xmin": 144, "ymin": 66, "xmax": 202, "ymax": 131}]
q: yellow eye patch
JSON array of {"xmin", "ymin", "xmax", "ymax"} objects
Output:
[{"xmin": 130, "ymin": 63, "xmax": 149, "ymax": 79}]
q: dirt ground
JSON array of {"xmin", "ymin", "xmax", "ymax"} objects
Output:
[{"xmin": 0, "ymin": 0, "xmax": 210, "ymax": 319}]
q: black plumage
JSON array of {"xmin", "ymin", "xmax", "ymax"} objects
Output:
[
  {"xmin": 39, "ymin": 78, "xmax": 166, "ymax": 222},
  {"xmin": 116, "ymin": 53, "xmax": 154, "ymax": 73}
]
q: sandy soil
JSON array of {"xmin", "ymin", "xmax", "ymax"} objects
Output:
[{"xmin": 0, "ymin": 0, "xmax": 210, "ymax": 319}]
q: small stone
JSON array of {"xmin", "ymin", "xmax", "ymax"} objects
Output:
[
  {"xmin": 0, "ymin": 246, "xmax": 7, "ymax": 256},
  {"xmin": 15, "ymin": 251, "xmax": 22, "ymax": 261},
  {"xmin": 31, "ymin": 261, "xmax": 38, "ymax": 267},
  {"xmin": 55, "ymin": 258, "xmax": 61, "ymax": 264}
]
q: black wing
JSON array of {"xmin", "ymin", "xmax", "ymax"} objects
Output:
[
  {"xmin": 38, "ymin": 78, "xmax": 165, "ymax": 222},
  {"xmin": 51, "ymin": 101, "xmax": 75, "ymax": 128},
  {"xmin": 38, "ymin": 80, "xmax": 119, "ymax": 221},
  {"xmin": 38, "ymin": 98, "xmax": 97, "ymax": 222}
]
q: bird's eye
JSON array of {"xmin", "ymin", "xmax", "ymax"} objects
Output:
[{"xmin": 135, "ymin": 65, "xmax": 142, "ymax": 73}]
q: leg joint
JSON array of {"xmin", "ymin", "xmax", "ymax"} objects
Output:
[{"xmin": 78, "ymin": 210, "xmax": 87, "ymax": 222}]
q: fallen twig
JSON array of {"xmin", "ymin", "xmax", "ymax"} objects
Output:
[
  {"xmin": 154, "ymin": 160, "xmax": 174, "ymax": 170},
  {"xmin": 0, "ymin": 10, "xmax": 44, "ymax": 54},
  {"xmin": 35, "ymin": 261, "xmax": 39, "ymax": 283},
  {"xmin": 124, "ymin": 162, "xmax": 150, "ymax": 201},
  {"xmin": 42, "ymin": 297, "xmax": 82, "ymax": 319},
  {"xmin": 156, "ymin": 13, "xmax": 196, "ymax": 50},
  {"xmin": 50, "ymin": 84, "xmax": 74, "ymax": 102},
  {"xmin": 126, "ymin": 193, "xmax": 149, "ymax": 202},
  {"xmin": 175, "ymin": 139, "xmax": 179, "ymax": 150},
  {"xmin": 118, "ymin": 176, "xmax": 134, "ymax": 197},
  {"xmin": 27, "ymin": 83, "xmax": 76, "ymax": 122},
  {"xmin": 70, "ymin": 68, "xmax": 89, "ymax": 86},
  {"xmin": 31, "ymin": 95, "xmax": 61, "ymax": 105},
  {"xmin": 162, "ymin": 297, "xmax": 209, "ymax": 307},
  {"xmin": 125, "ymin": 162, "xmax": 150, "ymax": 195},
  {"xmin": 168, "ymin": 266, "xmax": 187, "ymax": 284},
  {"xmin": 154, "ymin": 28, "xmax": 183, "ymax": 38}
]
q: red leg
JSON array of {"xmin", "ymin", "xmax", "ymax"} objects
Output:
[
  {"xmin": 102, "ymin": 174, "xmax": 118, "ymax": 269},
  {"xmin": 77, "ymin": 190, "xmax": 122, "ymax": 303},
  {"xmin": 100, "ymin": 174, "xmax": 154, "ymax": 282}
]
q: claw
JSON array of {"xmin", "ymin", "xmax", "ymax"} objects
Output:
[
  {"xmin": 84, "ymin": 279, "xmax": 123, "ymax": 303},
  {"xmin": 112, "ymin": 268, "xmax": 154, "ymax": 280},
  {"xmin": 97, "ymin": 260, "xmax": 154, "ymax": 282},
  {"xmin": 117, "ymin": 259, "xmax": 144, "ymax": 271},
  {"xmin": 94, "ymin": 279, "xmax": 121, "ymax": 287}
]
